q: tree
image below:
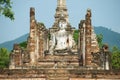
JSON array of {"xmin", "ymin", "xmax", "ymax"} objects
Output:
[
  {"xmin": 111, "ymin": 46, "xmax": 120, "ymax": 69},
  {"xmin": 0, "ymin": 48, "xmax": 9, "ymax": 68},
  {"xmin": 96, "ymin": 34, "xmax": 103, "ymax": 48},
  {"xmin": 0, "ymin": 0, "xmax": 14, "ymax": 20},
  {"xmin": 19, "ymin": 41, "xmax": 27, "ymax": 49},
  {"xmin": 73, "ymin": 30, "xmax": 79, "ymax": 44}
]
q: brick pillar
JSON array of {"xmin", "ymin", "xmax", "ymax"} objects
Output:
[
  {"xmin": 85, "ymin": 9, "xmax": 92, "ymax": 66},
  {"xmin": 29, "ymin": 7, "xmax": 36, "ymax": 64},
  {"xmin": 39, "ymin": 30, "xmax": 44, "ymax": 59},
  {"xmin": 79, "ymin": 20, "xmax": 86, "ymax": 66}
]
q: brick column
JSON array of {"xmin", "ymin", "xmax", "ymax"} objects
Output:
[
  {"xmin": 39, "ymin": 30, "xmax": 44, "ymax": 59},
  {"xmin": 85, "ymin": 9, "xmax": 92, "ymax": 66},
  {"xmin": 29, "ymin": 7, "xmax": 36, "ymax": 64},
  {"xmin": 79, "ymin": 20, "xmax": 86, "ymax": 66}
]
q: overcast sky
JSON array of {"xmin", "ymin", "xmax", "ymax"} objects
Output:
[{"xmin": 0, "ymin": 0, "xmax": 120, "ymax": 43}]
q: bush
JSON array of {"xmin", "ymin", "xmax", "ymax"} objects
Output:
[{"xmin": 0, "ymin": 48, "xmax": 9, "ymax": 68}]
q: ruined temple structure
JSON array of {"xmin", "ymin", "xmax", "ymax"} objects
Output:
[
  {"xmin": 9, "ymin": 0, "xmax": 105, "ymax": 69},
  {"xmin": 7, "ymin": 0, "xmax": 114, "ymax": 80}
]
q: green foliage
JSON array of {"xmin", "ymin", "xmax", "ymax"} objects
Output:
[
  {"xmin": 40, "ymin": 22, "xmax": 45, "ymax": 27},
  {"xmin": 73, "ymin": 30, "xmax": 79, "ymax": 44},
  {"xmin": 0, "ymin": 0, "xmax": 14, "ymax": 20},
  {"xmin": 48, "ymin": 33, "xmax": 51, "ymax": 40},
  {"xmin": 38, "ymin": 22, "xmax": 45, "ymax": 27},
  {"xmin": 96, "ymin": 34, "xmax": 103, "ymax": 48},
  {"xmin": 19, "ymin": 41, "xmax": 27, "ymax": 49},
  {"xmin": 0, "ymin": 48, "xmax": 9, "ymax": 68},
  {"xmin": 111, "ymin": 46, "xmax": 120, "ymax": 69}
]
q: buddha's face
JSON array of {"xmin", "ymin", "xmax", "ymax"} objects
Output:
[{"xmin": 59, "ymin": 20, "xmax": 67, "ymax": 29}]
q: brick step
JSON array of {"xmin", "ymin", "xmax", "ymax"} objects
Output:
[
  {"xmin": 47, "ymin": 73, "xmax": 69, "ymax": 77},
  {"xmin": 22, "ymin": 63, "xmax": 79, "ymax": 69},
  {"xmin": 46, "ymin": 69, "xmax": 68, "ymax": 74},
  {"xmin": 48, "ymin": 77, "xmax": 69, "ymax": 80},
  {"xmin": 48, "ymin": 78, "xmax": 69, "ymax": 80},
  {"xmin": 47, "ymin": 69, "xmax": 69, "ymax": 80}
]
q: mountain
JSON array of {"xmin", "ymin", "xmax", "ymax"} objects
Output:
[
  {"xmin": 0, "ymin": 34, "xmax": 28, "ymax": 51},
  {"xmin": 0, "ymin": 26, "xmax": 120, "ymax": 51},
  {"xmin": 94, "ymin": 26, "xmax": 120, "ymax": 49}
]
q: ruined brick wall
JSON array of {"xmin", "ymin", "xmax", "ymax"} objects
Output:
[
  {"xmin": 38, "ymin": 24, "xmax": 45, "ymax": 60},
  {"xmin": 27, "ymin": 8, "xmax": 49, "ymax": 63},
  {"xmin": 79, "ymin": 9, "xmax": 99, "ymax": 66},
  {"xmin": 9, "ymin": 44, "xmax": 22, "ymax": 69}
]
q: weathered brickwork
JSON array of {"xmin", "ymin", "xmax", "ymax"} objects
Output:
[{"xmin": 79, "ymin": 9, "xmax": 99, "ymax": 66}]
